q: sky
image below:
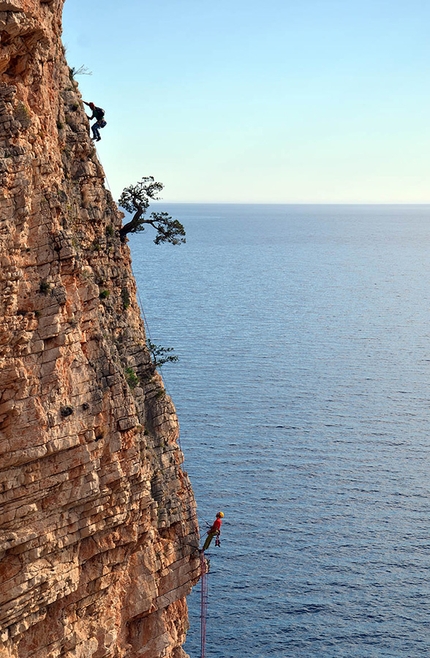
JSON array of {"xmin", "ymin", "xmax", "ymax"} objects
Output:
[{"xmin": 62, "ymin": 0, "xmax": 430, "ymax": 203}]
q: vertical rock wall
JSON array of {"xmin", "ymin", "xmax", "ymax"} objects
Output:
[{"xmin": 0, "ymin": 1, "xmax": 200, "ymax": 656}]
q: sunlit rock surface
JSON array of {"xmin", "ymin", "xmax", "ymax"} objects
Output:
[{"xmin": 0, "ymin": 1, "xmax": 200, "ymax": 655}]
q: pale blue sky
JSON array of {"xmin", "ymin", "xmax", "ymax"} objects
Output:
[{"xmin": 62, "ymin": 0, "xmax": 430, "ymax": 203}]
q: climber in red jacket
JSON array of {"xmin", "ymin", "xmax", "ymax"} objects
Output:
[{"xmin": 202, "ymin": 511, "xmax": 224, "ymax": 551}]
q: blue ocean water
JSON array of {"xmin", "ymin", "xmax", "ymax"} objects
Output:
[{"xmin": 130, "ymin": 205, "xmax": 430, "ymax": 658}]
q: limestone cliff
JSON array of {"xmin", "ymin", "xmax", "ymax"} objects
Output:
[{"xmin": 0, "ymin": 1, "xmax": 200, "ymax": 656}]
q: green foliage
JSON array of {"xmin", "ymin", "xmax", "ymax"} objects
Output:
[
  {"xmin": 15, "ymin": 102, "xmax": 31, "ymax": 129},
  {"xmin": 99, "ymin": 289, "xmax": 110, "ymax": 299},
  {"xmin": 118, "ymin": 176, "xmax": 163, "ymax": 215},
  {"xmin": 39, "ymin": 279, "xmax": 50, "ymax": 295},
  {"xmin": 150, "ymin": 212, "xmax": 186, "ymax": 245},
  {"xmin": 146, "ymin": 339, "xmax": 179, "ymax": 368},
  {"xmin": 118, "ymin": 176, "xmax": 186, "ymax": 245},
  {"xmin": 121, "ymin": 288, "xmax": 131, "ymax": 309},
  {"xmin": 155, "ymin": 388, "xmax": 166, "ymax": 399},
  {"xmin": 125, "ymin": 366, "xmax": 139, "ymax": 389}
]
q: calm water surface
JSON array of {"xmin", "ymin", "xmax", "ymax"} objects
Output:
[{"xmin": 130, "ymin": 205, "xmax": 430, "ymax": 657}]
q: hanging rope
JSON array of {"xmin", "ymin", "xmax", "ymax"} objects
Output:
[
  {"xmin": 200, "ymin": 551, "xmax": 208, "ymax": 658},
  {"xmin": 99, "ymin": 144, "xmax": 210, "ymax": 652},
  {"xmin": 96, "ymin": 144, "xmax": 217, "ymax": 658},
  {"xmin": 95, "ymin": 149, "xmax": 182, "ymax": 452}
]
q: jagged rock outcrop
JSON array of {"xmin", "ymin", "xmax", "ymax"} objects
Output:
[{"xmin": 0, "ymin": 1, "xmax": 200, "ymax": 656}]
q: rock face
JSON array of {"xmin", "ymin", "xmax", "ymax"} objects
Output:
[{"xmin": 0, "ymin": 1, "xmax": 200, "ymax": 656}]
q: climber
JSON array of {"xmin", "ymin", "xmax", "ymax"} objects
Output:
[
  {"xmin": 202, "ymin": 511, "xmax": 224, "ymax": 551},
  {"xmin": 83, "ymin": 101, "xmax": 107, "ymax": 142}
]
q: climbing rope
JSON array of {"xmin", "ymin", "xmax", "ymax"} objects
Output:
[
  {"xmin": 96, "ymin": 140, "xmax": 218, "ymax": 658},
  {"xmin": 94, "ymin": 147, "xmax": 178, "ymax": 415},
  {"xmin": 200, "ymin": 551, "xmax": 209, "ymax": 658}
]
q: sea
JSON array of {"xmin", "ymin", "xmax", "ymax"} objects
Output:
[{"xmin": 129, "ymin": 204, "xmax": 430, "ymax": 658}]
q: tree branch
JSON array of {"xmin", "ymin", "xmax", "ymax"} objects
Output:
[{"xmin": 118, "ymin": 177, "xmax": 186, "ymax": 245}]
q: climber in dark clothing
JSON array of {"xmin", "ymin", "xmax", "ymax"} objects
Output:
[{"xmin": 83, "ymin": 101, "xmax": 107, "ymax": 141}]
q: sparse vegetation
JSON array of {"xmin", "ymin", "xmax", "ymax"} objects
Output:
[
  {"xmin": 39, "ymin": 279, "xmax": 50, "ymax": 295},
  {"xmin": 69, "ymin": 65, "xmax": 92, "ymax": 80},
  {"xmin": 15, "ymin": 102, "xmax": 31, "ymax": 128},
  {"xmin": 118, "ymin": 176, "xmax": 186, "ymax": 245},
  {"xmin": 146, "ymin": 339, "xmax": 178, "ymax": 368},
  {"xmin": 125, "ymin": 367, "xmax": 139, "ymax": 389},
  {"xmin": 121, "ymin": 288, "xmax": 131, "ymax": 309},
  {"xmin": 155, "ymin": 388, "xmax": 166, "ymax": 399}
]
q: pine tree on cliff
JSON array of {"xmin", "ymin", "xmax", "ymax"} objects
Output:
[{"xmin": 118, "ymin": 176, "xmax": 186, "ymax": 244}]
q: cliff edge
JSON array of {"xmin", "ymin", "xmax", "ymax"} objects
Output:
[{"xmin": 0, "ymin": 1, "xmax": 200, "ymax": 656}]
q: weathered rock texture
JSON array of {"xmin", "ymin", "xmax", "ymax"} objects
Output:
[{"xmin": 0, "ymin": 1, "xmax": 200, "ymax": 656}]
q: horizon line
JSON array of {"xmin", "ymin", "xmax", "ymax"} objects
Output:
[{"xmin": 151, "ymin": 200, "xmax": 430, "ymax": 206}]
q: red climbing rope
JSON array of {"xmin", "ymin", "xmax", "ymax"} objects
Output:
[{"xmin": 200, "ymin": 551, "xmax": 208, "ymax": 658}]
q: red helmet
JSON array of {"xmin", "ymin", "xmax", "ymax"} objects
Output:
[{"xmin": 89, "ymin": 102, "xmax": 95, "ymax": 108}]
